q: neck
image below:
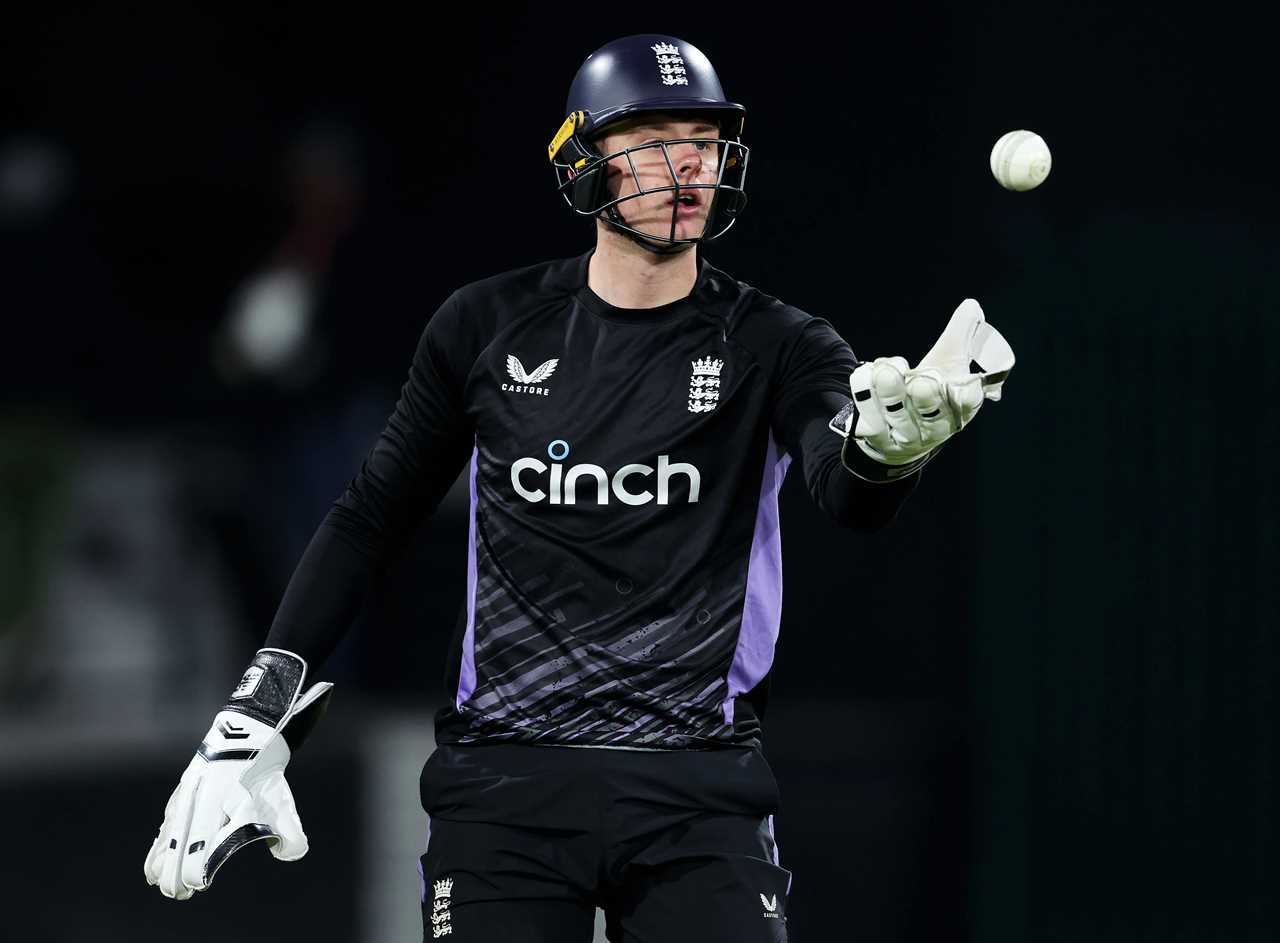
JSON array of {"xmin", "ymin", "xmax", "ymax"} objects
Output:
[{"xmin": 588, "ymin": 222, "xmax": 698, "ymax": 309}]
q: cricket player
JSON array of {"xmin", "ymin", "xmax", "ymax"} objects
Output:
[{"xmin": 144, "ymin": 33, "xmax": 1013, "ymax": 942}]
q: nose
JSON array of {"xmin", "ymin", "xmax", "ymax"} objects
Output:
[{"xmin": 670, "ymin": 141, "xmax": 704, "ymax": 180}]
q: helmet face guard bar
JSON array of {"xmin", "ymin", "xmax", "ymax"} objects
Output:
[{"xmin": 550, "ymin": 123, "xmax": 750, "ymax": 250}]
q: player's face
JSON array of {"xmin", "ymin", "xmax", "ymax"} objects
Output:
[{"xmin": 596, "ymin": 115, "xmax": 722, "ymax": 242}]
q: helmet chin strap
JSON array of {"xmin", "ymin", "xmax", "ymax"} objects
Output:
[{"xmin": 602, "ymin": 204, "xmax": 695, "ymax": 256}]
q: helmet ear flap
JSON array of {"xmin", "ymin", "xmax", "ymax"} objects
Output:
[{"xmin": 562, "ymin": 135, "xmax": 611, "ymax": 214}]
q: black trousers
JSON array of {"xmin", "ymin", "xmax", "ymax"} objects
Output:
[{"xmin": 418, "ymin": 742, "xmax": 791, "ymax": 943}]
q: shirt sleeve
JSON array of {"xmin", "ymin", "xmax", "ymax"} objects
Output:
[
  {"xmin": 770, "ymin": 316, "xmax": 921, "ymax": 531},
  {"xmin": 264, "ymin": 291, "xmax": 475, "ymax": 667}
]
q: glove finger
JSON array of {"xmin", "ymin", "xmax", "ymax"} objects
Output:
[
  {"xmin": 970, "ymin": 321, "xmax": 1015, "ymax": 401},
  {"xmin": 905, "ymin": 370, "xmax": 954, "ymax": 447},
  {"xmin": 918, "ymin": 298, "xmax": 984, "ymax": 374},
  {"xmin": 258, "ymin": 771, "xmax": 309, "ymax": 861},
  {"xmin": 146, "ymin": 756, "xmax": 203, "ymax": 889},
  {"xmin": 179, "ymin": 772, "xmax": 232, "ymax": 891},
  {"xmin": 144, "ymin": 778, "xmax": 183, "ymax": 886},
  {"xmin": 144, "ymin": 829, "xmax": 167, "ymax": 886},
  {"xmin": 870, "ymin": 360, "xmax": 920, "ymax": 449},
  {"xmin": 158, "ymin": 775, "xmax": 200, "ymax": 900},
  {"xmin": 850, "ymin": 363, "xmax": 890, "ymax": 452},
  {"xmin": 204, "ymin": 783, "xmax": 258, "ymax": 882},
  {"xmin": 947, "ymin": 374, "xmax": 986, "ymax": 425}
]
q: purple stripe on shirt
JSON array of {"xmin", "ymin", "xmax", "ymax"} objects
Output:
[
  {"xmin": 767, "ymin": 813, "xmax": 792, "ymax": 895},
  {"xmin": 455, "ymin": 445, "xmax": 480, "ymax": 710},
  {"xmin": 723, "ymin": 432, "xmax": 792, "ymax": 725}
]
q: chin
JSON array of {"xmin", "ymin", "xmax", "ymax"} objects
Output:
[{"xmin": 639, "ymin": 220, "xmax": 708, "ymax": 242}]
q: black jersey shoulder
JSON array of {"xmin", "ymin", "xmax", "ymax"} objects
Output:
[
  {"xmin": 423, "ymin": 254, "xmax": 586, "ymax": 391},
  {"xmin": 453, "ymin": 254, "xmax": 584, "ymax": 319},
  {"xmin": 701, "ymin": 262, "xmax": 824, "ymax": 343},
  {"xmin": 701, "ymin": 261, "xmax": 858, "ymax": 376}
]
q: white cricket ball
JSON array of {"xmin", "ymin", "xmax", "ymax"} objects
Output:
[{"xmin": 990, "ymin": 130, "xmax": 1052, "ymax": 191}]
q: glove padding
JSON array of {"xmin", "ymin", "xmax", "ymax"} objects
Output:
[
  {"xmin": 847, "ymin": 298, "xmax": 1014, "ymax": 467},
  {"xmin": 144, "ymin": 651, "xmax": 332, "ymax": 900}
]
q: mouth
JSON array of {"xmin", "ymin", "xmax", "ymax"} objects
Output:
[{"xmin": 667, "ymin": 191, "xmax": 704, "ymax": 214}]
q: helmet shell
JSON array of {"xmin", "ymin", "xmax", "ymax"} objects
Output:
[{"xmin": 566, "ymin": 34, "xmax": 745, "ymax": 141}]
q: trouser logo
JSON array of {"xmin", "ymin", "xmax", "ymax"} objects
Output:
[
  {"xmin": 431, "ymin": 877, "xmax": 453, "ymax": 937},
  {"xmin": 760, "ymin": 892, "xmax": 781, "ymax": 918}
]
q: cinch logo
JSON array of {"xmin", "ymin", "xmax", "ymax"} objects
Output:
[{"xmin": 511, "ymin": 440, "xmax": 700, "ymax": 506}]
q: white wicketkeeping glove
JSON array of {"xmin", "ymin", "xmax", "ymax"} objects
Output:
[
  {"xmin": 144, "ymin": 648, "xmax": 333, "ymax": 900},
  {"xmin": 832, "ymin": 299, "xmax": 1015, "ymax": 481}
]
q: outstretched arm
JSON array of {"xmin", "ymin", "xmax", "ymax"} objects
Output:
[{"xmin": 771, "ymin": 317, "xmax": 920, "ymax": 533}]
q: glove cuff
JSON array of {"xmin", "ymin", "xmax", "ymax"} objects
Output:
[
  {"xmin": 223, "ymin": 648, "xmax": 308, "ymax": 729},
  {"xmin": 840, "ymin": 435, "xmax": 938, "ymax": 483},
  {"xmin": 828, "ymin": 398, "xmax": 939, "ymax": 483},
  {"xmin": 200, "ymin": 650, "xmax": 332, "ymax": 761}
]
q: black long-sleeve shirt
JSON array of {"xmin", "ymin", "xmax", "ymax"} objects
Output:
[{"xmin": 266, "ymin": 249, "xmax": 919, "ymax": 749}]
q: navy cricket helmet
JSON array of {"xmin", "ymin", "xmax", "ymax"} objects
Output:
[{"xmin": 548, "ymin": 34, "xmax": 750, "ymax": 254}]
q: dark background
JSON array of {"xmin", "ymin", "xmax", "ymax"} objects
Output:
[{"xmin": 2, "ymin": 3, "xmax": 1275, "ymax": 941}]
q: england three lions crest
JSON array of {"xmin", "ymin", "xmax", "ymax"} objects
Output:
[
  {"xmin": 651, "ymin": 42, "xmax": 689, "ymax": 86},
  {"xmin": 688, "ymin": 356, "xmax": 723, "ymax": 413},
  {"xmin": 431, "ymin": 877, "xmax": 454, "ymax": 937}
]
